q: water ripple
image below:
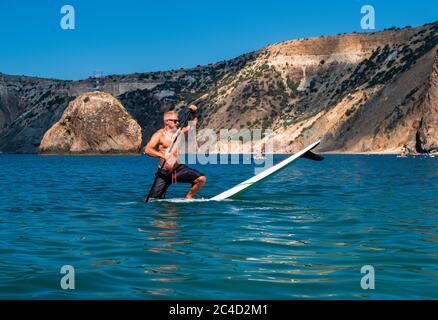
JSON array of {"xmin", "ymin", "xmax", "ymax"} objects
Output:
[{"xmin": 0, "ymin": 154, "xmax": 436, "ymax": 299}]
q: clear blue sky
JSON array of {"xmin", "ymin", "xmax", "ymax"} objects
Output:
[{"xmin": 0, "ymin": 0, "xmax": 436, "ymax": 80}]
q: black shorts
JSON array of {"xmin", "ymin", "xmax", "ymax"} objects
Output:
[{"xmin": 148, "ymin": 164, "xmax": 204, "ymax": 199}]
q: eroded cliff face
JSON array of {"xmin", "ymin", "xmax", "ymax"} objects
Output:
[
  {"xmin": 277, "ymin": 42, "xmax": 438, "ymax": 154},
  {"xmin": 417, "ymin": 49, "xmax": 438, "ymax": 153},
  {"xmin": 0, "ymin": 22, "xmax": 437, "ymax": 154},
  {"xmin": 237, "ymin": 24, "xmax": 438, "ymax": 154},
  {"xmin": 39, "ymin": 92, "xmax": 141, "ymax": 154}
]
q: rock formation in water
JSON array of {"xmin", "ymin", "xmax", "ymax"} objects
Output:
[
  {"xmin": 0, "ymin": 21, "xmax": 437, "ymax": 154},
  {"xmin": 39, "ymin": 92, "xmax": 141, "ymax": 154}
]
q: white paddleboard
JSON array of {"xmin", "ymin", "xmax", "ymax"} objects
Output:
[{"xmin": 210, "ymin": 140, "xmax": 321, "ymax": 201}]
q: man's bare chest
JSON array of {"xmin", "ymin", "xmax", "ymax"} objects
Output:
[{"xmin": 158, "ymin": 132, "xmax": 174, "ymax": 150}]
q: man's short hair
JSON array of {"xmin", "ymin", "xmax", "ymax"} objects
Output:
[{"xmin": 163, "ymin": 111, "xmax": 178, "ymax": 120}]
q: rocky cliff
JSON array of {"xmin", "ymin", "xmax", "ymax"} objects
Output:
[
  {"xmin": 417, "ymin": 50, "xmax": 438, "ymax": 153},
  {"xmin": 39, "ymin": 92, "xmax": 142, "ymax": 154},
  {"xmin": 0, "ymin": 22, "xmax": 437, "ymax": 154}
]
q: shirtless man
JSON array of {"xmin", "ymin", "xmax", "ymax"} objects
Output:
[{"xmin": 144, "ymin": 105, "xmax": 206, "ymax": 200}]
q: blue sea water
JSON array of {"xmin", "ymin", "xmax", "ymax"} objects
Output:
[{"xmin": 0, "ymin": 154, "xmax": 436, "ymax": 299}]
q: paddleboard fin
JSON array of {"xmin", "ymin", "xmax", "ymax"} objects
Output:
[{"xmin": 302, "ymin": 150, "xmax": 324, "ymax": 161}]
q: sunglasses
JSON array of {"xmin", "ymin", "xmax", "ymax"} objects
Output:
[{"xmin": 166, "ymin": 119, "xmax": 179, "ymax": 123}]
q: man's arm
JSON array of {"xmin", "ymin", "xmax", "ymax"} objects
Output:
[
  {"xmin": 182, "ymin": 105, "xmax": 198, "ymax": 134},
  {"xmin": 144, "ymin": 131, "xmax": 165, "ymax": 159}
]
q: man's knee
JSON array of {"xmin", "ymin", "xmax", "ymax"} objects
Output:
[{"xmin": 196, "ymin": 176, "xmax": 206, "ymax": 184}]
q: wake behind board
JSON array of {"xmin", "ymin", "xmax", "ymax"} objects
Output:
[{"xmin": 210, "ymin": 140, "xmax": 322, "ymax": 201}]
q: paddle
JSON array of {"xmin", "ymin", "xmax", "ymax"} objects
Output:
[{"xmin": 144, "ymin": 94, "xmax": 208, "ymax": 202}]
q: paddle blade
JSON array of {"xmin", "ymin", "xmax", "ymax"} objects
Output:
[{"xmin": 302, "ymin": 151, "xmax": 324, "ymax": 161}]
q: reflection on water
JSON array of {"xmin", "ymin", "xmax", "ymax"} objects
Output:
[{"xmin": 0, "ymin": 155, "xmax": 436, "ymax": 299}]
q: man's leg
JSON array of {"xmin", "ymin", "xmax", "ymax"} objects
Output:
[
  {"xmin": 173, "ymin": 165, "xmax": 206, "ymax": 199},
  {"xmin": 146, "ymin": 174, "xmax": 170, "ymax": 201},
  {"xmin": 185, "ymin": 176, "xmax": 206, "ymax": 199}
]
